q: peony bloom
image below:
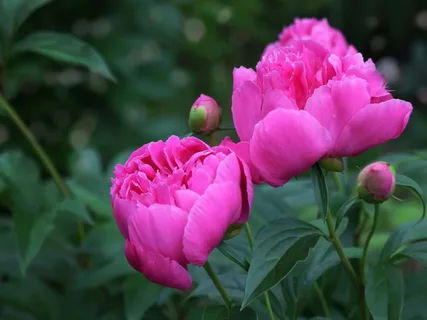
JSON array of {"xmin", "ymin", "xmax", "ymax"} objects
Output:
[
  {"xmin": 188, "ymin": 94, "xmax": 222, "ymax": 134},
  {"xmin": 357, "ymin": 162, "xmax": 396, "ymax": 204},
  {"xmin": 230, "ymin": 41, "xmax": 412, "ymax": 187},
  {"xmin": 262, "ymin": 18, "xmax": 357, "ymax": 58},
  {"xmin": 110, "ymin": 136, "xmax": 253, "ymax": 290}
]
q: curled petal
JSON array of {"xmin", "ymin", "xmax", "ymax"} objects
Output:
[
  {"xmin": 125, "ymin": 240, "xmax": 192, "ymax": 291},
  {"xmin": 128, "ymin": 204, "xmax": 188, "ymax": 265},
  {"xmin": 184, "ymin": 183, "xmax": 241, "ymax": 265},
  {"xmin": 233, "ymin": 67, "xmax": 256, "ymax": 90},
  {"xmin": 334, "ymin": 99, "xmax": 413, "ymax": 157},
  {"xmin": 250, "ymin": 109, "xmax": 332, "ymax": 187},
  {"xmin": 112, "ymin": 196, "xmax": 138, "ymax": 238},
  {"xmin": 232, "ymin": 81, "xmax": 263, "ymax": 141}
]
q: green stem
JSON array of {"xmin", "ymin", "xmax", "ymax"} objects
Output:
[
  {"xmin": 360, "ymin": 204, "xmax": 380, "ymax": 320},
  {"xmin": 0, "ymin": 95, "xmax": 85, "ymax": 240},
  {"xmin": 244, "ymin": 223, "xmax": 274, "ymax": 320},
  {"xmin": 360, "ymin": 204, "xmax": 379, "ymax": 283},
  {"xmin": 244, "ymin": 223, "xmax": 254, "ymax": 250},
  {"xmin": 326, "ymin": 210, "xmax": 367, "ymax": 319},
  {"xmin": 203, "ymin": 261, "xmax": 233, "ymax": 309},
  {"xmin": 313, "ymin": 281, "xmax": 331, "ymax": 318},
  {"xmin": 326, "ymin": 211, "xmax": 358, "ymax": 288},
  {"xmin": 332, "ymin": 172, "xmax": 344, "ymax": 193}
]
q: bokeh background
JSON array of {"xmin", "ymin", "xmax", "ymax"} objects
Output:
[{"xmin": 1, "ymin": 0, "xmax": 427, "ymax": 319}]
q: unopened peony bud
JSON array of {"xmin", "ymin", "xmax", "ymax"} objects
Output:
[
  {"xmin": 357, "ymin": 162, "xmax": 396, "ymax": 204},
  {"xmin": 318, "ymin": 157, "xmax": 344, "ymax": 172},
  {"xmin": 189, "ymin": 94, "xmax": 221, "ymax": 134}
]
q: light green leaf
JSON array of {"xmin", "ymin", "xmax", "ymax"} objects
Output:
[
  {"xmin": 242, "ymin": 218, "xmax": 323, "ymax": 308},
  {"xmin": 12, "ymin": 31, "xmax": 115, "ymax": 81},
  {"xmin": 365, "ymin": 265, "xmax": 404, "ymax": 320},
  {"xmin": 124, "ymin": 274, "xmax": 162, "ymax": 320},
  {"xmin": 57, "ymin": 198, "xmax": 93, "ymax": 224},
  {"xmin": 311, "ymin": 164, "xmax": 329, "ymax": 218},
  {"xmin": 395, "ymin": 174, "xmax": 426, "ymax": 222},
  {"xmin": 13, "ymin": 208, "xmax": 56, "ymax": 274}
]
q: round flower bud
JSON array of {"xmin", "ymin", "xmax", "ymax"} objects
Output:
[
  {"xmin": 357, "ymin": 161, "xmax": 396, "ymax": 204},
  {"xmin": 318, "ymin": 157, "xmax": 344, "ymax": 172},
  {"xmin": 189, "ymin": 94, "xmax": 222, "ymax": 134}
]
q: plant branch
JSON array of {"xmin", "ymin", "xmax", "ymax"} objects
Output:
[
  {"xmin": 203, "ymin": 261, "xmax": 234, "ymax": 309},
  {"xmin": 313, "ymin": 281, "xmax": 331, "ymax": 318}
]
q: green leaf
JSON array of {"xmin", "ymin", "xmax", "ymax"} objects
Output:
[
  {"xmin": 57, "ymin": 198, "xmax": 93, "ymax": 225},
  {"xmin": 380, "ymin": 220, "xmax": 427, "ymax": 263},
  {"xmin": 67, "ymin": 176, "xmax": 112, "ymax": 217},
  {"xmin": 395, "ymin": 174, "xmax": 426, "ymax": 222},
  {"xmin": 13, "ymin": 208, "xmax": 56, "ymax": 274},
  {"xmin": 124, "ymin": 274, "xmax": 162, "ymax": 320},
  {"xmin": 335, "ymin": 196, "xmax": 361, "ymax": 229},
  {"xmin": 365, "ymin": 265, "xmax": 404, "ymax": 320},
  {"xmin": 217, "ymin": 241, "xmax": 250, "ymax": 272},
  {"xmin": 203, "ymin": 305, "xmax": 229, "ymax": 320},
  {"xmin": 311, "ymin": 164, "xmax": 329, "ymax": 218},
  {"xmin": 203, "ymin": 305, "xmax": 258, "ymax": 320},
  {"xmin": 12, "ymin": 31, "xmax": 115, "ymax": 81},
  {"xmin": 397, "ymin": 242, "xmax": 427, "ymax": 266},
  {"xmin": 242, "ymin": 218, "xmax": 323, "ymax": 308},
  {"xmin": 70, "ymin": 259, "xmax": 133, "ymax": 290},
  {"xmin": 0, "ymin": 0, "xmax": 52, "ymax": 40}
]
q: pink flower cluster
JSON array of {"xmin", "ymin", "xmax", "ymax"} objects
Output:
[{"xmin": 110, "ymin": 18, "xmax": 412, "ymax": 290}]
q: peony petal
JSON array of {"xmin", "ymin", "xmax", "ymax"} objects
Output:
[
  {"xmin": 214, "ymin": 153, "xmax": 241, "ymax": 184},
  {"xmin": 125, "ymin": 240, "xmax": 192, "ymax": 291},
  {"xmin": 128, "ymin": 204, "xmax": 188, "ymax": 265},
  {"xmin": 112, "ymin": 196, "xmax": 138, "ymax": 238},
  {"xmin": 220, "ymin": 138, "xmax": 264, "ymax": 184},
  {"xmin": 305, "ymin": 77, "xmax": 371, "ymax": 143},
  {"xmin": 233, "ymin": 67, "xmax": 256, "ymax": 90},
  {"xmin": 250, "ymin": 109, "xmax": 332, "ymax": 187},
  {"xmin": 147, "ymin": 140, "xmax": 169, "ymax": 173},
  {"xmin": 261, "ymin": 89, "xmax": 298, "ymax": 119},
  {"xmin": 234, "ymin": 157, "xmax": 253, "ymax": 224},
  {"xmin": 175, "ymin": 189, "xmax": 200, "ymax": 212},
  {"xmin": 184, "ymin": 183, "xmax": 241, "ymax": 265},
  {"xmin": 334, "ymin": 99, "xmax": 413, "ymax": 157},
  {"xmin": 232, "ymin": 80, "xmax": 263, "ymax": 141},
  {"xmin": 189, "ymin": 166, "xmax": 215, "ymax": 195}
]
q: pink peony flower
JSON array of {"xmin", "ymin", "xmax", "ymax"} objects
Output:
[
  {"xmin": 110, "ymin": 135, "xmax": 253, "ymax": 290},
  {"xmin": 230, "ymin": 41, "xmax": 412, "ymax": 187},
  {"xmin": 262, "ymin": 18, "xmax": 357, "ymax": 58}
]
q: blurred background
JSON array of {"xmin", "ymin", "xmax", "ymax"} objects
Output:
[{"xmin": 1, "ymin": 0, "xmax": 427, "ymax": 319}]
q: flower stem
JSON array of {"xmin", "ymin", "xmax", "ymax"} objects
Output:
[
  {"xmin": 332, "ymin": 172, "xmax": 344, "ymax": 193},
  {"xmin": 0, "ymin": 95, "xmax": 85, "ymax": 240},
  {"xmin": 244, "ymin": 222, "xmax": 254, "ymax": 250},
  {"xmin": 326, "ymin": 210, "xmax": 367, "ymax": 319},
  {"xmin": 313, "ymin": 281, "xmax": 331, "ymax": 318},
  {"xmin": 244, "ymin": 223, "xmax": 274, "ymax": 320},
  {"xmin": 360, "ymin": 204, "xmax": 380, "ymax": 320},
  {"xmin": 203, "ymin": 261, "xmax": 233, "ymax": 309}
]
